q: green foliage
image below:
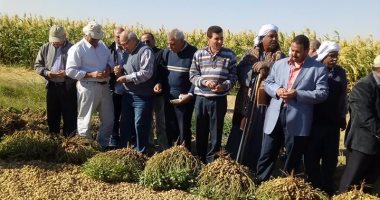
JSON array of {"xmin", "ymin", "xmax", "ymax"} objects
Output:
[
  {"xmin": 0, "ymin": 130, "xmax": 58, "ymax": 161},
  {"xmin": 195, "ymin": 156, "xmax": 256, "ymax": 200},
  {"xmin": 141, "ymin": 145, "xmax": 203, "ymax": 190},
  {"xmin": 82, "ymin": 148, "xmax": 147, "ymax": 183},
  {"xmin": 1, "ymin": 14, "xmax": 379, "ymax": 90}
]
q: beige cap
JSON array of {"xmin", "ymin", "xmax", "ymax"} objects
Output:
[
  {"xmin": 374, "ymin": 55, "xmax": 380, "ymax": 68},
  {"xmin": 83, "ymin": 21, "xmax": 104, "ymax": 40},
  {"xmin": 49, "ymin": 25, "xmax": 65, "ymax": 43}
]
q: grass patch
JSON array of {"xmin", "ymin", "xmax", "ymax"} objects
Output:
[{"xmin": 0, "ymin": 66, "xmax": 45, "ymax": 110}]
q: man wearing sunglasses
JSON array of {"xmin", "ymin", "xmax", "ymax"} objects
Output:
[{"xmin": 141, "ymin": 33, "xmax": 168, "ymax": 152}]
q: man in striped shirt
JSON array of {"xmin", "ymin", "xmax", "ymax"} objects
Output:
[{"xmin": 190, "ymin": 25, "xmax": 237, "ymax": 163}]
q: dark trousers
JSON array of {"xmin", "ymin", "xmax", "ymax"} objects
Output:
[
  {"xmin": 339, "ymin": 149, "xmax": 380, "ymax": 194},
  {"xmin": 120, "ymin": 93, "xmax": 154, "ymax": 154},
  {"xmin": 304, "ymin": 124, "xmax": 340, "ymax": 195},
  {"xmin": 226, "ymin": 106, "xmax": 266, "ymax": 172},
  {"xmin": 195, "ymin": 96, "xmax": 227, "ymax": 163},
  {"xmin": 46, "ymin": 82, "xmax": 77, "ymax": 136},
  {"xmin": 257, "ymin": 107, "xmax": 310, "ymax": 182},
  {"xmin": 111, "ymin": 92, "xmax": 123, "ymax": 138},
  {"xmin": 165, "ymin": 99, "xmax": 194, "ymax": 150},
  {"xmin": 225, "ymin": 112, "xmax": 244, "ymax": 159}
]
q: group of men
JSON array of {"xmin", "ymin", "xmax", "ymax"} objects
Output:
[{"xmin": 35, "ymin": 21, "xmax": 380, "ymax": 196}]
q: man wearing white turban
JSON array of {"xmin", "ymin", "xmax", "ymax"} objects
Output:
[
  {"xmin": 304, "ymin": 41, "xmax": 348, "ymax": 195},
  {"xmin": 226, "ymin": 24, "xmax": 285, "ymax": 171}
]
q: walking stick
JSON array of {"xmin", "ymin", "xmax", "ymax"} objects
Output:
[{"xmin": 236, "ymin": 73, "xmax": 263, "ymax": 163}]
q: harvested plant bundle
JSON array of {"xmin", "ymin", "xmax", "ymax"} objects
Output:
[
  {"xmin": 0, "ymin": 107, "xmax": 26, "ymax": 136},
  {"xmin": 332, "ymin": 186, "xmax": 380, "ymax": 200},
  {"xmin": 141, "ymin": 145, "xmax": 203, "ymax": 190},
  {"xmin": 255, "ymin": 175, "xmax": 329, "ymax": 200},
  {"xmin": 56, "ymin": 135, "xmax": 100, "ymax": 164},
  {"xmin": 82, "ymin": 147, "xmax": 147, "ymax": 183},
  {"xmin": 0, "ymin": 130, "xmax": 57, "ymax": 161},
  {"xmin": 196, "ymin": 156, "xmax": 256, "ymax": 200}
]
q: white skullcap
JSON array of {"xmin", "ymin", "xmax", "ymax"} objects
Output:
[
  {"xmin": 254, "ymin": 24, "xmax": 279, "ymax": 47},
  {"xmin": 316, "ymin": 41, "xmax": 340, "ymax": 61},
  {"xmin": 83, "ymin": 21, "xmax": 104, "ymax": 40}
]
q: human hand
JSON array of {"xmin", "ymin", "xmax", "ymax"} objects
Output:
[
  {"xmin": 203, "ymin": 80, "xmax": 217, "ymax": 89},
  {"xmin": 154, "ymin": 83, "xmax": 162, "ymax": 94},
  {"xmin": 114, "ymin": 65, "xmax": 123, "ymax": 77},
  {"xmin": 116, "ymin": 76, "xmax": 128, "ymax": 83},
  {"xmin": 102, "ymin": 66, "xmax": 111, "ymax": 78},
  {"xmin": 47, "ymin": 70, "xmax": 65, "ymax": 78},
  {"xmin": 179, "ymin": 94, "xmax": 192, "ymax": 104},
  {"xmin": 89, "ymin": 71, "xmax": 109, "ymax": 79},
  {"xmin": 276, "ymin": 87, "xmax": 287, "ymax": 98},
  {"xmin": 280, "ymin": 89, "xmax": 297, "ymax": 101},
  {"xmin": 211, "ymin": 83, "xmax": 227, "ymax": 93}
]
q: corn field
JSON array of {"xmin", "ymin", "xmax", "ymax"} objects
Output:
[{"xmin": 1, "ymin": 14, "xmax": 379, "ymax": 89}]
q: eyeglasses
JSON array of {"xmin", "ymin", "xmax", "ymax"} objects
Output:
[
  {"xmin": 143, "ymin": 40, "xmax": 150, "ymax": 44},
  {"xmin": 120, "ymin": 39, "xmax": 130, "ymax": 46}
]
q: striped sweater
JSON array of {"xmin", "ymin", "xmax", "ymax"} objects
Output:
[
  {"xmin": 190, "ymin": 47, "xmax": 237, "ymax": 97},
  {"xmin": 160, "ymin": 43, "xmax": 197, "ymax": 97}
]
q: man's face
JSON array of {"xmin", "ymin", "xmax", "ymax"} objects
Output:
[
  {"xmin": 167, "ymin": 36, "xmax": 184, "ymax": 53},
  {"xmin": 85, "ymin": 35, "xmax": 100, "ymax": 48},
  {"xmin": 120, "ymin": 36, "xmax": 134, "ymax": 53},
  {"xmin": 52, "ymin": 41, "xmax": 64, "ymax": 48},
  {"xmin": 289, "ymin": 42, "xmax": 309, "ymax": 63},
  {"xmin": 208, "ymin": 32, "xmax": 224, "ymax": 53},
  {"xmin": 262, "ymin": 31, "xmax": 278, "ymax": 51},
  {"xmin": 141, "ymin": 34, "xmax": 155, "ymax": 48},
  {"xmin": 114, "ymin": 29, "xmax": 123, "ymax": 46},
  {"xmin": 322, "ymin": 51, "xmax": 339, "ymax": 68}
]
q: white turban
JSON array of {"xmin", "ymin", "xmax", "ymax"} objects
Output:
[
  {"xmin": 316, "ymin": 41, "xmax": 340, "ymax": 61},
  {"xmin": 254, "ymin": 24, "xmax": 279, "ymax": 47}
]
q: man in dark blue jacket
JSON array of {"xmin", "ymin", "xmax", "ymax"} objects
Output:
[
  {"xmin": 108, "ymin": 26, "xmax": 127, "ymax": 148},
  {"xmin": 304, "ymin": 41, "xmax": 347, "ymax": 196},
  {"xmin": 157, "ymin": 29, "xmax": 197, "ymax": 150},
  {"xmin": 339, "ymin": 55, "xmax": 380, "ymax": 194}
]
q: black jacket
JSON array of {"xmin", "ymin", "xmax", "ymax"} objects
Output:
[{"xmin": 345, "ymin": 72, "xmax": 380, "ymax": 155}]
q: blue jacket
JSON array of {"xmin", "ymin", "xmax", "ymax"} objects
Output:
[{"xmin": 263, "ymin": 56, "xmax": 329, "ymax": 136}]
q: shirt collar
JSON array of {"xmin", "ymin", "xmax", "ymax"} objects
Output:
[
  {"xmin": 288, "ymin": 57, "xmax": 304, "ymax": 69},
  {"xmin": 83, "ymin": 38, "xmax": 93, "ymax": 48},
  {"xmin": 206, "ymin": 46, "xmax": 222, "ymax": 58},
  {"xmin": 180, "ymin": 42, "xmax": 188, "ymax": 52}
]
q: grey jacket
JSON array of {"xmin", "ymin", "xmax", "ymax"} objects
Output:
[{"xmin": 34, "ymin": 41, "xmax": 75, "ymax": 84}]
